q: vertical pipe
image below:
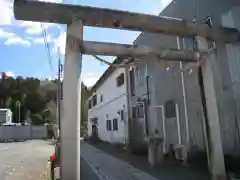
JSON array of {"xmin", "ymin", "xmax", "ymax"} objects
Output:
[
  {"xmin": 146, "ymin": 76, "xmax": 150, "ymax": 105},
  {"xmin": 18, "ymin": 104, "xmax": 21, "ymax": 123},
  {"xmin": 142, "ymin": 101, "xmax": 149, "ymax": 136},
  {"xmin": 177, "ymin": 36, "xmax": 190, "ymax": 148},
  {"xmin": 160, "ymin": 106, "xmax": 166, "ymax": 153},
  {"xmin": 57, "ymin": 49, "xmax": 61, "ymax": 131},
  {"xmin": 175, "ymin": 103, "xmax": 182, "ymax": 144},
  {"xmin": 125, "ymin": 67, "xmax": 132, "ymax": 146},
  {"xmin": 61, "ymin": 20, "xmax": 82, "ymax": 180}
]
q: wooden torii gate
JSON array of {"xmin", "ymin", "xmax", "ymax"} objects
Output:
[{"xmin": 13, "ymin": 1, "xmax": 240, "ymax": 180}]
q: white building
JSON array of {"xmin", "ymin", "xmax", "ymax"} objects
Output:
[
  {"xmin": 0, "ymin": 109, "xmax": 13, "ymax": 125},
  {"xmin": 88, "ymin": 59, "xmax": 129, "ymax": 144}
]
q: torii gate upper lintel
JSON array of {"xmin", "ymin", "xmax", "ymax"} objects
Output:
[
  {"xmin": 14, "ymin": 0, "xmax": 240, "ymax": 43},
  {"xmin": 13, "ymin": 1, "xmax": 240, "ymax": 180}
]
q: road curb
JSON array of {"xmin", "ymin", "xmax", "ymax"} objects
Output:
[{"xmin": 81, "ymin": 153, "xmax": 108, "ymax": 180}]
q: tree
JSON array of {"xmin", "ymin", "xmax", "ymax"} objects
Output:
[
  {"xmin": 0, "ymin": 72, "xmax": 7, "ymax": 108},
  {"xmin": 45, "ymin": 90, "xmax": 57, "ymax": 103},
  {"xmin": 25, "ymin": 92, "xmax": 46, "ymax": 114},
  {"xmin": 0, "ymin": 74, "xmax": 58, "ymax": 125},
  {"xmin": 31, "ymin": 114, "xmax": 44, "ymax": 125}
]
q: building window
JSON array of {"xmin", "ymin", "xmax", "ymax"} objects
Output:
[
  {"xmin": 116, "ymin": 73, "xmax": 124, "ymax": 87},
  {"xmin": 120, "ymin": 110, "xmax": 124, "ymax": 120},
  {"xmin": 113, "ymin": 118, "xmax": 118, "ymax": 130},
  {"xmin": 92, "ymin": 94, "xmax": 97, "ymax": 106},
  {"xmin": 88, "ymin": 99, "xmax": 92, "ymax": 109},
  {"xmin": 165, "ymin": 100, "xmax": 176, "ymax": 118},
  {"xmin": 91, "ymin": 117, "xmax": 98, "ymax": 125},
  {"xmin": 183, "ymin": 37, "xmax": 197, "ymax": 51},
  {"xmin": 129, "ymin": 68, "xmax": 135, "ymax": 96},
  {"xmin": 106, "ymin": 120, "xmax": 112, "ymax": 131},
  {"xmin": 100, "ymin": 94, "xmax": 103, "ymax": 103}
]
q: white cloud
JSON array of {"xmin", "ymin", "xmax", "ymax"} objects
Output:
[
  {"xmin": 16, "ymin": 0, "xmax": 63, "ymax": 35},
  {"xmin": 0, "ymin": 28, "xmax": 15, "ymax": 38},
  {"xmin": 5, "ymin": 36, "xmax": 31, "ymax": 47},
  {"xmin": 83, "ymin": 77, "xmax": 98, "ymax": 87},
  {"xmin": 0, "ymin": 0, "xmax": 14, "ymax": 25},
  {"xmin": 18, "ymin": 21, "xmax": 57, "ymax": 35},
  {"xmin": 39, "ymin": 0, "xmax": 63, "ymax": 2},
  {"xmin": 30, "ymin": 35, "xmax": 53, "ymax": 44},
  {"xmin": 53, "ymin": 31, "xmax": 66, "ymax": 55},
  {"xmin": 0, "ymin": 0, "xmax": 62, "ymax": 28},
  {"xmin": 5, "ymin": 71, "xmax": 15, "ymax": 77},
  {"xmin": 0, "ymin": 71, "xmax": 15, "ymax": 78},
  {"xmin": 86, "ymin": 72, "xmax": 94, "ymax": 76}
]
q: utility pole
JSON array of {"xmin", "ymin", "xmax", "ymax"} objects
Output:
[
  {"xmin": 16, "ymin": 101, "xmax": 21, "ymax": 124},
  {"xmin": 57, "ymin": 49, "xmax": 62, "ymax": 131}
]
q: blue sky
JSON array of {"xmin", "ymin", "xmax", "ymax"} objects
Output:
[{"xmin": 0, "ymin": 0, "xmax": 171, "ymax": 87}]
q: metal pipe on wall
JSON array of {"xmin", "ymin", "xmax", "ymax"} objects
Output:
[
  {"xmin": 177, "ymin": 36, "xmax": 190, "ymax": 148},
  {"xmin": 125, "ymin": 66, "xmax": 132, "ymax": 146},
  {"xmin": 155, "ymin": 105, "xmax": 166, "ymax": 154},
  {"xmin": 175, "ymin": 103, "xmax": 182, "ymax": 145}
]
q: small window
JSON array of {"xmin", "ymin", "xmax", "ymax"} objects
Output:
[
  {"xmin": 129, "ymin": 68, "xmax": 135, "ymax": 96},
  {"xmin": 100, "ymin": 94, "xmax": 103, "ymax": 102},
  {"xmin": 88, "ymin": 99, "xmax": 92, "ymax": 109},
  {"xmin": 120, "ymin": 110, "xmax": 124, "ymax": 120},
  {"xmin": 92, "ymin": 94, "xmax": 97, "ymax": 106},
  {"xmin": 113, "ymin": 118, "xmax": 118, "ymax": 130},
  {"xmin": 106, "ymin": 120, "xmax": 112, "ymax": 131},
  {"xmin": 165, "ymin": 100, "xmax": 176, "ymax": 118},
  {"xmin": 116, "ymin": 73, "xmax": 124, "ymax": 87},
  {"xmin": 91, "ymin": 117, "xmax": 98, "ymax": 125},
  {"xmin": 183, "ymin": 37, "xmax": 197, "ymax": 51}
]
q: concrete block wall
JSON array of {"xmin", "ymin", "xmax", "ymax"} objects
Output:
[{"xmin": 0, "ymin": 125, "xmax": 47, "ymax": 141}]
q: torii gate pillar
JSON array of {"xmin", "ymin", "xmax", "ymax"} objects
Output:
[
  {"xmin": 196, "ymin": 36, "xmax": 226, "ymax": 180},
  {"xmin": 61, "ymin": 20, "xmax": 83, "ymax": 180}
]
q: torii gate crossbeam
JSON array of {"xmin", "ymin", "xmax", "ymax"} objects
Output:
[{"xmin": 13, "ymin": 1, "xmax": 240, "ymax": 180}]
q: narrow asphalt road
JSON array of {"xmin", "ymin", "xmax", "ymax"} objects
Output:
[{"xmin": 80, "ymin": 156, "xmax": 101, "ymax": 180}]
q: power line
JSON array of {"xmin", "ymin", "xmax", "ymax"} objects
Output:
[{"xmin": 40, "ymin": 23, "xmax": 54, "ymax": 79}]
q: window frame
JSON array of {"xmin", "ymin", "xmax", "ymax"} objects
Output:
[
  {"xmin": 88, "ymin": 98, "xmax": 92, "ymax": 109},
  {"xmin": 100, "ymin": 93, "xmax": 103, "ymax": 103},
  {"xmin": 120, "ymin": 110, "xmax": 124, "ymax": 120},
  {"xmin": 116, "ymin": 73, "xmax": 125, "ymax": 87},
  {"xmin": 92, "ymin": 94, "xmax": 97, "ymax": 106},
  {"xmin": 165, "ymin": 100, "xmax": 176, "ymax": 118},
  {"xmin": 113, "ymin": 118, "xmax": 118, "ymax": 131},
  {"xmin": 106, "ymin": 120, "xmax": 112, "ymax": 131}
]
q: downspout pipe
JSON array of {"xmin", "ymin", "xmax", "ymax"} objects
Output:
[{"xmin": 177, "ymin": 36, "xmax": 190, "ymax": 148}]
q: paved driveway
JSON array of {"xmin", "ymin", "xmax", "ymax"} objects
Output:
[{"xmin": 0, "ymin": 140, "xmax": 53, "ymax": 180}]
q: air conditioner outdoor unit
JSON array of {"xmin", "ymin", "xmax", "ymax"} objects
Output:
[{"xmin": 174, "ymin": 144, "xmax": 187, "ymax": 162}]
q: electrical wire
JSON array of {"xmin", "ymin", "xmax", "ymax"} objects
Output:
[{"xmin": 40, "ymin": 23, "xmax": 55, "ymax": 79}]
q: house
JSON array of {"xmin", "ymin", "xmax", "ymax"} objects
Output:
[
  {"xmin": 130, "ymin": 0, "xmax": 240, "ymax": 154},
  {"xmin": 87, "ymin": 0, "xmax": 240, "ymax": 155},
  {"xmin": 87, "ymin": 58, "xmax": 129, "ymax": 144},
  {"xmin": 0, "ymin": 109, "xmax": 13, "ymax": 125}
]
